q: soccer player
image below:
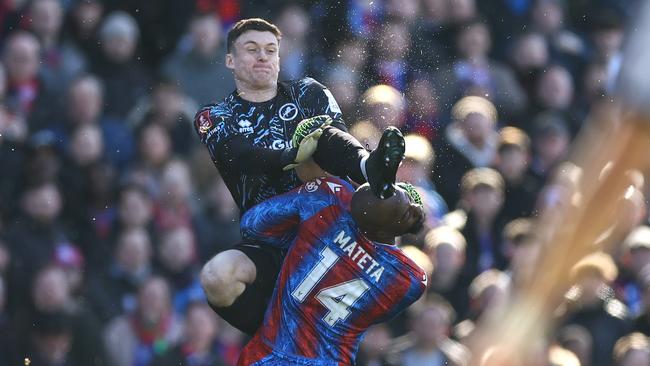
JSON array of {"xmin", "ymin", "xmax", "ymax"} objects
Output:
[
  {"xmin": 196, "ymin": 18, "xmax": 404, "ymax": 334},
  {"xmin": 235, "ymin": 169, "xmax": 428, "ymax": 364}
]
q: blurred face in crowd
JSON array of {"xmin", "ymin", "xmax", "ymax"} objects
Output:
[
  {"xmin": 577, "ymin": 270, "xmax": 606, "ymax": 306},
  {"xmin": 152, "ymin": 84, "xmax": 183, "ymax": 122},
  {"xmin": 32, "ymin": 266, "xmax": 70, "ymax": 311},
  {"xmin": 593, "ymin": 28, "xmax": 624, "ymax": 60},
  {"xmin": 532, "ymin": 0, "xmax": 563, "ymax": 34},
  {"xmin": 3, "ymin": 32, "xmax": 40, "ymax": 84},
  {"xmin": 422, "ymin": 0, "xmax": 448, "ymax": 23},
  {"xmin": 457, "ymin": 22, "xmax": 491, "ymax": 61},
  {"xmin": 466, "ymin": 185, "xmax": 503, "ymax": 220},
  {"xmin": 496, "ymin": 146, "xmax": 529, "ymax": 182},
  {"xmin": 582, "ymin": 63, "xmax": 608, "ymax": 100},
  {"xmin": 29, "ymin": 0, "xmax": 64, "ymax": 41},
  {"xmin": 159, "ymin": 226, "xmax": 195, "ymax": 273},
  {"xmin": 619, "ymin": 349, "xmax": 650, "ymax": 366},
  {"xmin": 336, "ymin": 39, "xmax": 368, "ymax": 71},
  {"xmin": 139, "ymin": 123, "xmax": 172, "ymax": 167},
  {"xmin": 534, "ymin": 130, "xmax": 569, "ymax": 166},
  {"xmin": 447, "ymin": 0, "xmax": 476, "ymax": 23},
  {"xmin": 116, "ymin": 228, "xmax": 152, "ymax": 275},
  {"xmin": 70, "ymin": 124, "xmax": 104, "ymax": 166},
  {"xmin": 358, "ymin": 324, "xmax": 391, "ymax": 360},
  {"xmin": 431, "ymin": 242, "xmax": 465, "ymax": 286},
  {"xmin": 22, "ymin": 183, "xmax": 62, "ymax": 223},
  {"xmin": 512, "ymin": 33, "xmax": 549, "ymax": 71},
  {"xmin": 68, "ymin": 77, "xmax": 103, "ymax": 125},
  {"xmin": 385, "ymin": 0, "xmax": 419, "ymax": 23},
  {"xmin": 118, "ymin": 187, "xmax": 153, "ymax": 228},
  {"xmin": 161, "ymin": 160, "xmax": 193, "ymax": 205},
  {"xmin": 276, "ymin": 5, "xmax": 309, "ymax": 41},
  {"xmin": 413, "ymin": 305, "xmax": 449, "ymax": 348},
  {"xmin": 226, "ymin": 30, "xmax": 280, "ymax": 91},
  {"xmin": 537, "ymin": 66, "xmax": 574, "ymax": 110},
  {"xmin": 103, "ymin": 34, "xmax": 136, "ymax": 63},
  {"xmin": 406, "ymin": 77, "xmax": 438, "ymax": 117},
  {"xmin": 379, "ymin": 22, "xmax": 410, "ymax": 60},
  {"xmin": 34, "ymin": 330, "xmax": 72, "ymax": 364},
  {"xmin": 72, "ymin": 0, "xmax": 103, "ymax": 37},
  {"xmin": 137, "ymin": 277, "xmax": 171, "ymax": 324},
  {"xmin": 460, "ymin": 112, "xmax": 493, "ymax": 148},
  {"xmin": 184, "ymin": 304, "xmax": 219, "ymax": 350},
  {"xmin": 191, "ymin": 15, "xmax": 222, "ymax": 57}
]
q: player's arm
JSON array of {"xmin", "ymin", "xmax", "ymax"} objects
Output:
[
  {"xmin": 240, "ymin": 181, "xmax": 336, "ymax": 248},
  {"xmin": 298, "ymin": 78, "xmax": 348, "ymax": 131},
  {"xmin": 194, "ymin": 106, "xmax": 326, "ymax": 173}
]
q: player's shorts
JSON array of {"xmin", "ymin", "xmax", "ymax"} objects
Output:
[
  {"xmin": 231, "ymin": 239, "xmax": 287, "ymax": 297},
  {"xmin": 205, "ymin": 239, "xmax": 286, "ymax": 335}
]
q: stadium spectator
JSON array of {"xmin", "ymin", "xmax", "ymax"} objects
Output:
[
  {"xmin": 27, "ymin": 0, "xmax": 86, "ymax": 94},
  {"xmin": 493, "ymin": 126, "xmax": 539, "ymax": 221},
  {"xmin": 613, "ymin": 332, "xmax": 650, "ymax": 366},
  {"xmin": 433, "ymin": 96, "xmax": 499, "ymax": 208},
  {"xmin": 104, "ymin": 276, "xmax": 182, "ymax": 366},
  {"xmin": 275, "ymin": 4, "xmax": 311, "ymax": 81},
  {"xmin": 557, "ymin": 324, "xmax": 594, "ymax": 366},
  {"xmin": 93, "ymin": 11, "xmax": 150, "ymax": 119},
  {"xmin": 151, "ymin": 302, "xmax": 228, "ymax": 366},
  {"xmin": 528, "ymin": 112, "xmax": 571, "ymax": 187},
  {"xmin": 127, "ymin": 78, "xmax": 197, "ymax": 157},
  {"xmin": 161, "ymin": 13, "xmax": 233, "ymax": 106},
  {"xmin": 432, "ymin": 18, "xmax": 527, "ymax": 119},
  {"xmin": 404, "ymin": 76, "xmax": 441, "ymax": 140},
  {"xmin": 424, "ymin": 225, "xmax": 470, "ymax": 319},
  {"xmin": 86, "ymin": 226, "xmax": 153, "ymax": 323},
  {"xmin": 562, "ymin": 252, "xmax": 633, "ymax": 366},
  {"xmin": 397, "ymin": 133, "xmax": 448, "ymax": 229},
  {"xmin": 395, "ymin": 295, "xmax": 469, "ymax": 366},
  {"xmin": 360, "ymin": 84, "xmax": 406, "ymax": 130}
]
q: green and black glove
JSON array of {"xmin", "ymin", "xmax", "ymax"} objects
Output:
[{"xmin": 282, "ymin": 115, "xmax": 333, "ymax": 171}]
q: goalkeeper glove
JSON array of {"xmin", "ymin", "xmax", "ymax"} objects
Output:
[{"xmin": 282, "ymin": 115, "xmax": 333, "ymax": 171}]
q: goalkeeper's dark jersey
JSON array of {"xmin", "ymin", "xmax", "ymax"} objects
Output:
[{"xmin": 194, "ymin": 78, "xmax": 345, "ymax": 212}]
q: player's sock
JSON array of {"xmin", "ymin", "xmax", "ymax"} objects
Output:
[{"xmin": 364, "ymin": 127, "xmax": 406, "ymax": 199}]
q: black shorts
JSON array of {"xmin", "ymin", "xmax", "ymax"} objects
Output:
[
  {"xmin": 205, "ymin": 239, "xmax": 287, "ymax": 335},
  {"xmin": 230, "ymin": 239, "xmax": 287, "ymax": 298}
]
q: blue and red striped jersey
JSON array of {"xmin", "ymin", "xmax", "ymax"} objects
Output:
[{"xmin": 237, "ymin": 177, "xmax": 427, "ymax": 366}]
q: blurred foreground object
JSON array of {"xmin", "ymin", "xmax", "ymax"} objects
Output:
[{"xmin": 469, "ymin": 0, "xmax": 650, "ymax": 364}]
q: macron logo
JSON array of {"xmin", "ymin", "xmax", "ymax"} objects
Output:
[{"xmin": 326, "ymin": 181, "xmax": 342, "ymax": 194}]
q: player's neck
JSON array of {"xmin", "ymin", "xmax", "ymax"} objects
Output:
[{"xmin": 235, "ymin": 83, "xmax": 277, "ymax": 103}]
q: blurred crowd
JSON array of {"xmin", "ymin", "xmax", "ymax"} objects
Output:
[{"xmin": 0, "ymin": 0, "xmax": 649, "ymax": 365}]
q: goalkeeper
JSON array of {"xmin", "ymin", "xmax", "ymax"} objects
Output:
[{"xmin": 194, "ymin": 18, "xmax": 405, "ymax": 335}]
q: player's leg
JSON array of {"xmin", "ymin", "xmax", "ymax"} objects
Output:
[
  {"xmin": 201, "ymin": 242, "xmax": 284, "ymax": 335},
  {"xmin": 313, "ymin": 126, "xmax": 406, "ymax": 199}
]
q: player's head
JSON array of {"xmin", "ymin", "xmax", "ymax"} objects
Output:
[
  {"xmin": 226, "ymin": 18, "xmax": 281, "ymax": 90},
  {"xmin": 351, "ymin": 182, "xmax": 425, "ymax": 241}
]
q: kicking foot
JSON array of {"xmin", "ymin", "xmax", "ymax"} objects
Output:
[{"xmin": 365, "ymin": 126, "xmax": 406, "ymax": 199}]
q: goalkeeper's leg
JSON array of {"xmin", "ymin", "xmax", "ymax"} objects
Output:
[{"xmin": 313, "ymin": 126, "xmax": 405, "ymax": 199}]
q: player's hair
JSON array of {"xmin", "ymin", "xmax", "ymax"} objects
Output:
[
  {"xmin": 227, "ymin": 18, "xmax": 282, "ymax": 53},
  {"xmin": 613, "ymin": 332, "xmax": 650, "ymax": 364}
]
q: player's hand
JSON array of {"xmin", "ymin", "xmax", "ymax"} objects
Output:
[
  {"xmin": 283, "ymin": 115, "xmax": 332, "ymax": 171},
  {"xmin": 282, "ymin": 128, "xmax": 324, "ymax": 171}
]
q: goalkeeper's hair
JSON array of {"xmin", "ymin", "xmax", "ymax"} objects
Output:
[{"xmin": 227, "ymin": 18, "xmax": 282, "ymax": 53}]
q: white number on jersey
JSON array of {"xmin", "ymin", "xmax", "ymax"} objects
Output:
[{"xmin": 291, "ymin": 247, "xmax": 370, "ymax": 327}]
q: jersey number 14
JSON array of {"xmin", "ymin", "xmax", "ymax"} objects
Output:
[{"xmin": 292, "ymin": 247, "xmax": 370, "ymax": 326}]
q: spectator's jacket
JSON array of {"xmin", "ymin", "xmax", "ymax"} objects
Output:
[{"xmin": 237, "ymin": 177, "xmax": 427, "ymax": 365}]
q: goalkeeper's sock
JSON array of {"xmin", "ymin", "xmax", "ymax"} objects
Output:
[{"xmin": 365, "ymin": 127, "xmax": 405, "ymax": 199}]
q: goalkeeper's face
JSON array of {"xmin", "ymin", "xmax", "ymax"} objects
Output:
[{"xmin": 227, "ymin": 30, "xmax": 280, "ymax": 90}]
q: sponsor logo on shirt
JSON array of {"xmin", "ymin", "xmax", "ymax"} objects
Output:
[
  {"xmin": 279, "ymin": 103, "xmax": 299, "ymax": 121},
  {"xmin": 197, "ymin": 110, "xmax": 212, "ymax": 134},
  {"xmin": 238, "ymin": 119, "xmax": 254, "ymax": 134}
]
